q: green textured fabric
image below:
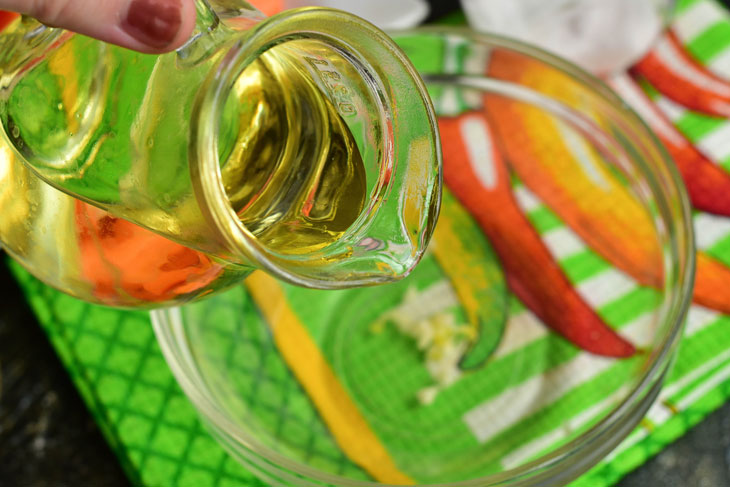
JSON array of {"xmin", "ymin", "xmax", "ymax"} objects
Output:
[
  {"xmin": 176, "ymin": 282, "xmax": 373, "ymax": 481},
  {"xmin": 8, "ymin": 263, "xmax": 266, "ymax": 487},
  {"xmin": 9, "ymin": 0, "xmax": 730, "ymax": 485}
]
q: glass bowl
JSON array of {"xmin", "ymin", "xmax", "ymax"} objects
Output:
[{"xmin": 151, "ymin": 28, "xmax": 695, "ymax": 486}]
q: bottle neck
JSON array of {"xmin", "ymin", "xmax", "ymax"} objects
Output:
[{"xmin": 176, "ymin": 0, "xmax": 266, "ymax": 65}]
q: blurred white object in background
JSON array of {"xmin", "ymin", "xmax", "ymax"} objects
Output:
[
  {"xmin": 460, "ymin": 0, "xmax": 673, "ymax": 75},
  {"xmin": 282, "ymin": 0, "xmax": 430, "ymax": 30}
]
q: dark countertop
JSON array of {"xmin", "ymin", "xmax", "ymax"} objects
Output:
[{"xmin": 0, "ymin": 255, "xmax": 728, "ymax": 487}]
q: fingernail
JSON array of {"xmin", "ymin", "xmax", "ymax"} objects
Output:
[{"xmin": 122, "ymin": 0, "xmax": 182, "ymax": 49}]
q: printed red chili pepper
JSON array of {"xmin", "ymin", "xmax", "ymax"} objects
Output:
[
  {"xmin": 611, "ymin": 73, "xmax": 730, "ymax": 217},
  {"xmin": 439, "ymin": 113, "xmax": 635, "ymax": 357},
  {"xmin": 632, "ymin": 29, "xmax": 730, "ymax": 118}
]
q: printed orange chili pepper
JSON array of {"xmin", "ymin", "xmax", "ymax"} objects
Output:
[
  {"xmin": 610, "ymin": 75, "xmax": 730, "ymax": 313},
  {"xmin": 632, "ymin": 30, "xmax": 730, "ymax": 118},
  {"xmin": 695, "ymin": 252, "xmax": 730, "ymax": 314},
  {"xmin": 485, "ymin": 49, "xmax": 664, "ymax": 287},
  {"xmin": 76, "ymin": 202, "xmax": 223, "ymax": 305},
  {"xmin": 250, "ymin": 0, "xmax": 283, "ymax": 16},
  {"xmin": 485, "ymin": 51, "xmax": 730, "ymax": 315},
  {"xmin": 439, "ymin": 112, "xmax": 635, "ymax": 357}
]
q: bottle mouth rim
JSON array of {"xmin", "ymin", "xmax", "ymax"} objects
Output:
[{"xmin": 190, "ymin": 7, "xmax": 442, "ymax": 289}]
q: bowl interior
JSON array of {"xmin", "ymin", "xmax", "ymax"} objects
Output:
[{"xmin": 152, "ymin": 29, "xmax": 692, "ymax": 487}]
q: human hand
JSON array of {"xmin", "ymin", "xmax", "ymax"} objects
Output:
[{"xmin": 0, "ymin": 0, "xmax": 196, "ymax": 53}]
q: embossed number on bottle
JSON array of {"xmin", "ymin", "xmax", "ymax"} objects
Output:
[{"xmin": 305, "ymin": 57, "xmax": 357, "ymax": 116}]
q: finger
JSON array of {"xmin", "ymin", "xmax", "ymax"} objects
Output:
[{"xmin": 1, "ymin": 0, "xmax": 196, "ymax": 53}]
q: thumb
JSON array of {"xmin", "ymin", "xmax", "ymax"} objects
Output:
[{"xmin": 1, "ymin": 0, "xmax": 196, "ymax": 53}]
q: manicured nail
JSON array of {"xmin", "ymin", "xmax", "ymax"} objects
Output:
[{"xmin": 122, "ymin": 0, "xmax": 182, "ymax": 49}]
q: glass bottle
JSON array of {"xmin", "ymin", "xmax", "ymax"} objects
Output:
[{"xmin": 0, "ymin": 1, "xmax": 442, "ymax": 306}]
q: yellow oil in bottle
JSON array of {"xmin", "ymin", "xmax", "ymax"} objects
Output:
[{"xmin": 218, "ymin": 41, "xmax": 368, "ymax": 255}]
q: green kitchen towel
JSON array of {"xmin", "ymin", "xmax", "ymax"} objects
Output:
[
  {"xmin": 8, "ymin": 262, "xmax": 269, "ymax": 487},
  {"xmin": 9, "ymin": 0, "xmax": 730, "ymax": 485}
]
